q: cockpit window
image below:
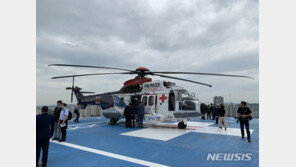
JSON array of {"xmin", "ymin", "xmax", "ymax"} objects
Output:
[
  {"xmin": 119, "ymin": 84, "xmax": 143, "ymax": 93},
  {"xmin": 177, "ymin": 90, "xmax": 197, "ymax": 111},
  {"xmin": 178, "ymin": 90, "xmax": 197, "ymax": 101}
]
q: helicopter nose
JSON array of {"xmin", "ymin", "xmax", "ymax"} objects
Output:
[{"xmin": 200, "ymin": 103, "xmax": 209, "ymax": 115}]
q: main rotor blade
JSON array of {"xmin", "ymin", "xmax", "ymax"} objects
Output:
[
  {"xmin": 151, "ymin": 71, "xmax": 254, "ymax": 79},
  {"xmin": 52, "ymin": 72, "xmax": 133, "ymax": 79},
  {"xmin": 152, "ymin": 74, "xmax": 212, "ymax": 87},
  {"xmin": 81, "ymin": 91, "xmax": 95, "ymax": 94},
  {"xmin": 49, "ymin": 64, "xmax": 133, "ymax": 72}
]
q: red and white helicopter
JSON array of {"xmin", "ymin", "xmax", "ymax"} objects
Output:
[{"xmin": 49, "ymin": 64, "xmax": 253, "ymax": 129}]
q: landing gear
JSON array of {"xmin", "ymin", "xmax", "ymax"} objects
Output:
[
  {"xmin": 178, "ymin": 121, "xmax": 187, "ymax": 129},
  {"xmin": 110, "ymin": 118, "xmax": 117, "ymax": 125}
]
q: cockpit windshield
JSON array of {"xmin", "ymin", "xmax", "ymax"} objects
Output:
[{"xmin": 178, "ymin": 90, "xmax": 198, "ymax": 101}]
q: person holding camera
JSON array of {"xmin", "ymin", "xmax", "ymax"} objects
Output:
[{"xmin": 237, "ymin": 101, "xmax": 252, "ymax": 142}]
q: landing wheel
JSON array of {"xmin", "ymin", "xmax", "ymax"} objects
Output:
[
  {"xmin": 110, "ymin": 118, "xmax": 117, "ymax": 125},
  {"xmin": 178, "ymin": 121, "xmax": 187, "ymax": 129}
]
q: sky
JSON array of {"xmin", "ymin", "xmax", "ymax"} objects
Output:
[{"xmin": 36, "ymin": 0, "xmax": 259, "ymax": 105}]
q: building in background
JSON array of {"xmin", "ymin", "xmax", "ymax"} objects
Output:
[{"xmin": 213, "ymin": 96, "xmax": 224, "ymax": 105}]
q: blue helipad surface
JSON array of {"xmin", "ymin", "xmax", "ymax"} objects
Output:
[{"xmin": 46, "ymin": 117, "xmax": 259, "ymax": 167}]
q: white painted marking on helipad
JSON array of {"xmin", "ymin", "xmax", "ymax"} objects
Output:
[
  {"xmin": 121, "ymin": 128, "xmax": 193, "ymax": 141},
  {"xmin": 68, "ymin": 121, "xmax": 104, "ymax": 127},
  {"xmin": 51, "ymin": 140, "xmax": 169, "ymax": 167},
  {"xmin": 121, "ymin": 121, "xmax": 254, "ymax": 141}
]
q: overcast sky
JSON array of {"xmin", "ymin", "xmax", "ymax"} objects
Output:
[{"xmin": 36, "ymin": 0, "xmax": 258, "ymax": 106}]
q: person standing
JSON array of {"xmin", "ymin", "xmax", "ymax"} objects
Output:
[
  {"xmin": 36, "ymin": 106, "xmax": 55, "ymax": 167},
  {"xmin": 237, "ymin": 101, "xmax": 252, "ymax": 142},
  {"xmin": 74, "ymin": 103, "xmax": 81, "ymax": 123},
  {"xmin": 137, "ymin": 102, "xmax": 145, "ymax": 128},
  {"xmin": 218, "ymin": 104, "xmax": 227, "ymax": 130},
  {"xmin": 59, "ymin": 103, "xmax": 69, "ymax": 142},
  {"xmin": 131, "ymin": 100, "xmax": 138, "ymax": 128},
  {"xmin": 53, "ymin": 100, "xmax": 62, "ymax": 140},
  {"xmin": 214, "ymin": 105, "xmax": 220, "ymax": 124},
  {"xmin": 124, "ymin": 103, "xmax": 132, "ymax": 128},
  {"xmin": 207, "ymin": 104, "xmax": 212, "ymax": 119}
]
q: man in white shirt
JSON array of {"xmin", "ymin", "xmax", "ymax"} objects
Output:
[{"xmin": 58, "ymin": 103, "xmax": 69, "ymax": 142}]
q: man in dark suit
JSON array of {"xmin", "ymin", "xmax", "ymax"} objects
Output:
[
  {"xmin": 53, "ymin": 100, "xmax": 62, "ymax": 140},
  {"xmin": 237, "ymin": 101, "xmax": 252, "ymax": 142},
  {"xmin": 36, "ymin": 106, "xmax": 55, "ymax": 167}
]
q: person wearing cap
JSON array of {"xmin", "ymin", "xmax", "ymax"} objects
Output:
[
  {"xmin": 53, "ymin": 100, "xmax": 62, "ymax": 140},
  {"xmin": 36, "ymin": 106, "xmax": 55, "ymax": 167},
  {"xmin": 237, "ymin": 101, "xmax": 252, "ymax": 142},
  {"xmin": 59, "ymin": 103, "xmax": 69, "ymax": 142}
]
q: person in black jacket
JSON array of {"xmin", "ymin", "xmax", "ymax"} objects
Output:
[
  {"xmin": 237, "ymin": 101, "xmax": 252, "ymax": 142},
  {"xmin": 130, "ymin": 99, "xmax": 139, "ymax": 128},
  {"xmin": 207, "ymin": 103, "xmax": 213, "ymax": 119},
  {"xmin": 36, "ymin": 106, "xmax": 55, "ymax": 167},
  {"xmin": 218, "ymin": 104, "xmax": 227, "ymax": 130},
  {"xmin": 124, "ymin": 103, "xmax": 132, "ymax": 128},
  {"xmin": 53, "ymin": 100, "xmax": 62, "ymax": 140}
]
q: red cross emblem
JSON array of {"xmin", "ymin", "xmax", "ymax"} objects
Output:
[
  {"xmin": 95, "ymin": 96, "xmax": 100, "ymax": 104},
  {"xmin": 159, "ymin": 94, "xmax": 167, "ymax": 103}
]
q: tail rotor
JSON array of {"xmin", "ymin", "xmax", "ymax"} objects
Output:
[
  {"xmin": 65, "ymin": 76, "xmax": 75, "ymax": 102},
  {"xmin": 65, "ymin": 77, "xmax": 93, "ymax": 103},
  {"xmin": 71, "ymin": 76, "xmax": 75, "ymax": 102}
]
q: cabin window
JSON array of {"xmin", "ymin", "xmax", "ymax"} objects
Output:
[
  {"xmin": 100, "ymin": 95, "xmax": 114, "ymax": 109},
  {"xmin": 142, "ymin": 96, "xmax": 148, "ymax": 106},
  {"xmin": 148, "ymin": 96, "xmax": 154, "ymax": 106}
]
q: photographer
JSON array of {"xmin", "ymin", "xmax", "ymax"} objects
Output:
[{"xmin": 237, "ymin": 101, "xmax": 252, "ymax": 142}]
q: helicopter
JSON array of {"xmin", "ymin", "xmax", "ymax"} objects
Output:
[{"xmin": 49, "ymin": 64, "xmax": 253, "ymax": 129}]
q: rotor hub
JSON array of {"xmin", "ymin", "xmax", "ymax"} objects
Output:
[{"xmin": 135, "ymin": 67, "xmax": 150, "ymax": 71}]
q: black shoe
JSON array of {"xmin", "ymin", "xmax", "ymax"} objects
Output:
[
  {"xmin": 52, "ymin": 138, "xmax": 57, "ymax": 141},
  {"xmin": 58, "ymin": 139, "xmax": 65, "ymax": 142},
  {"xmin": 225, "ymin": 128, "xmax": 227, "ymax": 130},
  {"xmin": 248, "ymin": 139, "xmax": 251, "ymax": 142},
  {"xmin": 242, "ymin": 136, "xmax": 244, "ymax": 139}
]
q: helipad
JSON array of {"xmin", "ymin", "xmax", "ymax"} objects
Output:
[{"xmin": 46, "ymin": 117, "xmax": 259, "ymax": 167}]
